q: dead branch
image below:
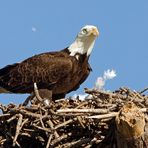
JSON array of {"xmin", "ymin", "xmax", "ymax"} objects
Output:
[
  {"xmin": 57, "ymin": 108, "xmax": 109, "ymax": 114},
  {"xmin": 0, "ymin": 87, "xmax": 147, "ymax": 148}
]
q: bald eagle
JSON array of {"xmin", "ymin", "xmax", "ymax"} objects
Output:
[{"xmin": 0, "ymin": 25, "xmax": 99, "ymax": 101}]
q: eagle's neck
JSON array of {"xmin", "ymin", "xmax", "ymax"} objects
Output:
[{"xmin": 68, "ymin": 36, "xmax": 95, "ymax": 58}]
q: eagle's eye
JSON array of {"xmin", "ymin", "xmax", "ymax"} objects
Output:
[{"xmin": 82, "ymin": 28, "xmax": 88, "ymax": 34}]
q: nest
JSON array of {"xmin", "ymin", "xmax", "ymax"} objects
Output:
[{"xmin": 0, "ymin": 87, "xmax": 147, "ymax": 148}]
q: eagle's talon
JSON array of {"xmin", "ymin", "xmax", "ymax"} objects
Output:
[{"xmin": 42, "ymin": 98, "xmax": 51, "ymax": 106}]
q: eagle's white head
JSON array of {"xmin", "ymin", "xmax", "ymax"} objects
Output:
[{"xmin": 68, "ymin": 25, "xmax": 99, "ymax": 58}]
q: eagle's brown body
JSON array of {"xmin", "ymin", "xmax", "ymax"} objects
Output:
[
  {"xmin": 0, "ymin": 25, "xmax": 99, "ymax": 101},
  {"xmin": 0, "ymin": 48, "xmax": 91, "ymax": 99}
]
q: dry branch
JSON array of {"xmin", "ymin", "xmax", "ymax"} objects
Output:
[
  {"xmin": 57, "ymin": 108, "xmax": 109, "ymax": 114},
  {"xmin": 0, "ymin": 87, "xmax": 147, "ymax": 147}
]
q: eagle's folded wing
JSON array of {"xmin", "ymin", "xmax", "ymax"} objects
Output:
[{"xmin": 0, "ymin": 53, "xmax": 73, "ymax": 93}]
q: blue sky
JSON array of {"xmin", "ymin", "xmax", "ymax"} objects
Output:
[{"xmin": 0, "ymin": 0, "xmax": 148, "ymax": 104}]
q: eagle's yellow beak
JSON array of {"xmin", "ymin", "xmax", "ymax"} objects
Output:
[{"xmin": 90, "ymin": 28, "xmax": 99, "ymax": 36}]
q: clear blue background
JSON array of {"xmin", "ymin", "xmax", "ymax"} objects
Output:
[{"xmin": 0, "ymin": 0, "xmax": 147, "ymax": 104}]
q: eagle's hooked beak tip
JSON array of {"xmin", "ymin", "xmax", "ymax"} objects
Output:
[{"xmin": 91, "ymin": 28, "xmax": 99, "ymax": 36}]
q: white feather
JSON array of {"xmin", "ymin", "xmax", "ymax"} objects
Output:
[{"xmin": 68, "ymin": 25, "xmax": 98, "ymax": 58}]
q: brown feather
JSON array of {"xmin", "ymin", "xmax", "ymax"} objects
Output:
[{"xmin": 0, "ymin": 48, "xmax": 91, "ymax": 99}]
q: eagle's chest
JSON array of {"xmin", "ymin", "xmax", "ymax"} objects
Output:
[
  {"xmin": 70, "ymin": 62, "xmax": 90, "ymax": 91},
  {"xmin": 53, "ymin": 60, "xmax": 90, "ymax": 94}
]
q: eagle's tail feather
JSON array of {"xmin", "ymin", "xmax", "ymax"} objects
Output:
[
  {"xmin": 0, "ymin": 63, "xmax": 18, "ymax": 93},
  {"xmin": 0, "ymin": 64, "xmax": 18, "ymax": 78},
  {"xmin": 0, "ymin": 87, "xmax": 10, "ymax": 93}
]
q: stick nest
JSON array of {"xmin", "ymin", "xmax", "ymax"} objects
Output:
[{"xmin": 0, "ymin": 87, "xmax": 147, "ymax": 148}]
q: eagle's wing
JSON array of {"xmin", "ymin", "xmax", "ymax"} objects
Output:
[{"xmin": 0, "ymin": 52, "xmax": 73, "ymax": 93}]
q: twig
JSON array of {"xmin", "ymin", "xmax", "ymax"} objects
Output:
[
  {"xmin": 139, "ymin": 87, "xmax": 148, "ymax": 94},
  {"xmin": 87, "ymin": 112, "xmax": 118, "ymax": 119},
  {"xmin": 54, "ymin": 118, "xmax": 76, "ymax": 129},
  {"xmin": 46, "ymin": 134, "xmax": 53, "ymax": 148},
  {"xmin": 50, "ymin": 133, "xmax": 72, "ymax": 147},
  {"xmin": 33, "ymin": 124, "xmax": 51, "ymax": 133},
  {"xmin": 13, "ymin": 109, "xmax": 43, "ymax": 118},
  {"xmin": 21, "ymin": 118, "xmax": 28, "ymax": 128},
  {"xmin": 85, "ymin": 137, "xmax": 97, "ymax": 148},
  {"xmin": 64, "ymin": 138, "xmax": 91, "ymax": 148},
  {"xmin": 140, "ymin": 108, "xmax": 148, "ymax": 113},
  {"xmin": 7, "ymin": 114, "xmax": 17, "ymax": 123},
  {"xmin": 13, "ymin": 114, "xmax": 23, "ymax": 146},
  {"xmin": 0, "ymin": 139, "xmax": 6, "ymax": 144},
  {"xmin": 77, "ymin": 116, "xmax": 85, "ymax": 128},
  {"xmin": 0, "ymin": 104, "xmax": 7, "ymax": 112},
  {"xmin": 22, "ymin": 95, "xmax": 34, "ymax": 106},
  {"xmin": 0, "ymin": 113, "xmax": 10, "ymax": 118},
  {"xmin": 34, "ymin": 82, "xmax": 43, "ymax": 102},
  {"xmin": 20, "ymin": 133, "xmax": 31, "ymax": 137},
  {"xmin": 57, "ymin": 108, "xmax": 109, "ymax": 114},
  {"xmin": 47, "ymin": 120, "xmax": 59, "ymax": 138},
  {"xmin": 87, "ymin": 108, "xmax": 147, "ymax": 119},
  {"xmin": 76, "ymin": 101, "xmax": 88, "ymax": 109}
]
